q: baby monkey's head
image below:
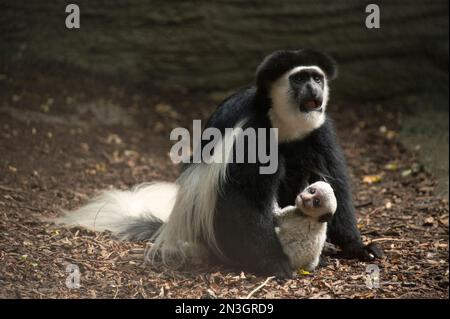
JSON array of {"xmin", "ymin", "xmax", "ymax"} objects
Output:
[{"xmin": 295, "ymin": 181, "xmax": 337, "ymax": 223}]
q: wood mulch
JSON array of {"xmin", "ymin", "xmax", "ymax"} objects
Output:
[{"xmin": 0, "ymin": 71, "xmax": 448, "ymax": 298}]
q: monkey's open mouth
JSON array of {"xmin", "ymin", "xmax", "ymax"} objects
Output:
[{"xmin": 302, "ymin": 99, "xmax": 322, "ymax": 111}]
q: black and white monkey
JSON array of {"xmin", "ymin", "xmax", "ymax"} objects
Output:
[{"xmin": 59, "ymin": 49, "xmax": 382, "ymax": 278}]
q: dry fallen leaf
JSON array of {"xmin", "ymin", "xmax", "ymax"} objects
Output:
[
  {"xmin": 105, "ymin": 134, "xmax": 123, "ymax": 145},
  {"xmin": 384, "ymin": 163, "xmax": 398, "ymax": 171},
  {"xmin": 386, "ymin": 130, "xmax": 396, "ymax": 140},
  {"xmin": 401, "ymin": 169, "xmax": 412, "ymax": 177},
  {"xmin": 423, "ymin": 217, "xmax": 435, "ymax": 226},
  {"xmin": 8, "ymin": 165, "xmax": 17, "ymax": 173},
  {"xmin": 41, "ymin": 104, "xmax": 51, "ymax": 113},
  {"xmin": 297, "ymin": 269, "xmax": 311, "ymax": 276},
  {"xmin": 95, "ymin": 162, "xmax": 107, "ymax": 173},
  {"xmin": 363, "ymin": 174, "xmax": 383, "ymax": 184}
]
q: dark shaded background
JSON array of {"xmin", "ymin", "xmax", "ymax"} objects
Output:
[
  {"xmin": 1, "ymin": 1, "xmax": 448, "ymax": 97},
  {"xmin": 1, "ymin": 0, "xmax": 449, "ymax": 195}
]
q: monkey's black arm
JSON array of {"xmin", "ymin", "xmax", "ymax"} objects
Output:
[
  {"xmin": 214, "ymin": 162, "xmax": 292, "ymax": 278},
  {"xmin": 323, "ymin": 147, "xmax": 365, "ymax": 255},
  {"xmin": 318, "ymin": 122, "xmax": 382, "ymax": 260},
  {"xmin": 215, "ymin": 193, "xmax": 292, "ymax": 277}
]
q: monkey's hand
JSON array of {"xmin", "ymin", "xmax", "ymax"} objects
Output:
[
  {"xmin": 273, "ymin": 206, "xmax": 298, "ymax": 229},
  {"xmin": 364, "ymin": 242, "xmax": 383, "ymax": 259},
  {"xmin": 341, "ymin": 242, "xmax": 383, "ymax": 261},
  {"xmin": 257, "ymin": 258, "xmax": 293, "ymax": 279}
]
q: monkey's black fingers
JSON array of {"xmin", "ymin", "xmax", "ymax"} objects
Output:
[
  {"xmin": 276, "ymin": 261, "xmax": 294, "ymax": 280},
  {"xmin": 343, "ymin": 243, "xmax": 384, "ymax": 261},
  {"xmin": 336, "ymin": 242, "xmax": 377, "ymax": 261},
  {"xmin": 365, "ymin": 242, "xmax": 383, "ymax": 259},
  {"xmin": 318, "ymin": 255, "xmax": 329, "ymax": 268},
  {"xmin": 273, "ymin": 264, "xmax": 293, "ymax": 280},
  {"xmin": 322, "ymin": 242, "xmax": 339, "ymax": 256},
  {"xmin": 257, "ymin": 259, "xmax": 293, "ymax": 279}
]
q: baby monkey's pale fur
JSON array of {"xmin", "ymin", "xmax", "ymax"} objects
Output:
[{"xmin": 275, "ymin": 181, "xmax": 337, "ymax": 272}]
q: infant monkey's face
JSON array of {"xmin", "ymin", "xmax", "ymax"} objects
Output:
[{"xmin": 295, "ymin": 181, "xmax": 337, "ymax": 222}]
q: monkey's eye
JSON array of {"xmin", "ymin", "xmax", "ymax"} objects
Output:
[
  {"xmin": 308, "ymin": 188, "xmax": 316, "ymax": 194},
  {"xmin": 291, "ymin": 73, "xmax": 307, "ymax": 83},
  {"xmin": 313, "ymin": 76, "xmax": 322, "ymax": 83},
  {"xmin": 313, "ymin": 198, "xmax": 321, "ymax": 208}
]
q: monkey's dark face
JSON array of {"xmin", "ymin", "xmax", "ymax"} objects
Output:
[
  {"xmin": 289, "ymin": 69, "xmax": 324, "ymax": 113},
  {"xmin": 268, "ymin": 66, "xmax": 329, "ymax": 141}
]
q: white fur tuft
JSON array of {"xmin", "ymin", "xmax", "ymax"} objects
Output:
[
  {"xmin": 58, "ymin": 120, "xmax": 247, "ymax": 267},
  {"xmin": 147, "ymin": 120, "xmax": 247, "ymax": 265},
  {"xmin": 56, "ymin": 182, "xmax": 178, "ymax": 236}
]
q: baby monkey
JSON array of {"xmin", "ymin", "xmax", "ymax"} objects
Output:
[{"xmin": 274, "ymin": 181, "xmax": 337, "ymax": 273}]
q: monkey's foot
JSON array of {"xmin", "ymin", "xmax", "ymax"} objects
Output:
[
  {"xmin": 337, "ymin": 242, "xmax": 383, "ymax": 261},
  {"xmin": 257, "ymin": 258, "xmax": 293, "ymax": 279}
]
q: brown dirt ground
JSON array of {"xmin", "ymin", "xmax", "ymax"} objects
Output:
[{"xmin": 0, "ymin": 70, "xmax": 448, "ymax": 299}]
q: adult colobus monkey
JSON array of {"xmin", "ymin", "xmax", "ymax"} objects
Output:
[{"xmin": 60, "ymin": 49, "xmax": 381, "ymax": 278}]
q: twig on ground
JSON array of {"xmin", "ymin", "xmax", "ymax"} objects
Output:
[
  {"xmin": 244, "ymin": 276, "xmax": 275, "ymax": 299},
  {"xmin": 0, "ymin": 185, "xmax": 26, "ymax": 193},
  {"xmin": 371, "ymin": 237, "xmax": 412, "ymax": 243}
]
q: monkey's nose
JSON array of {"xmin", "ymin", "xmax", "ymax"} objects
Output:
[{"xmin": 300, "ymin": 194, "xmax": 311, "ymax": 203}]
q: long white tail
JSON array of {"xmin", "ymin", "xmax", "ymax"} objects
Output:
[
  {"xmin": 58, "ymin": 120, "xmax": 246, "ymax": 265},
  {"xmin": 56, "ymin": 182, "xmax": 178, "ymax": 240}
]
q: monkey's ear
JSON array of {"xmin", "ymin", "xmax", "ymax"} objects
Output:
[
  {"xmin": 255, "ymin": 50, "xmax": 299, "ymax": 90},
  {"xmin": 299, "ymin": 48, "xmax": 338, "ymax": 81}
]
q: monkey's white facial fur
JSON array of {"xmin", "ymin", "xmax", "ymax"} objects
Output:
[
  {"xmin": 268, "ymin": 66, "xmax": 329, "ymax": 142},
  {"xmin": 295, "ymin": 181, "xmax": 337, "ymax": 222}
]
